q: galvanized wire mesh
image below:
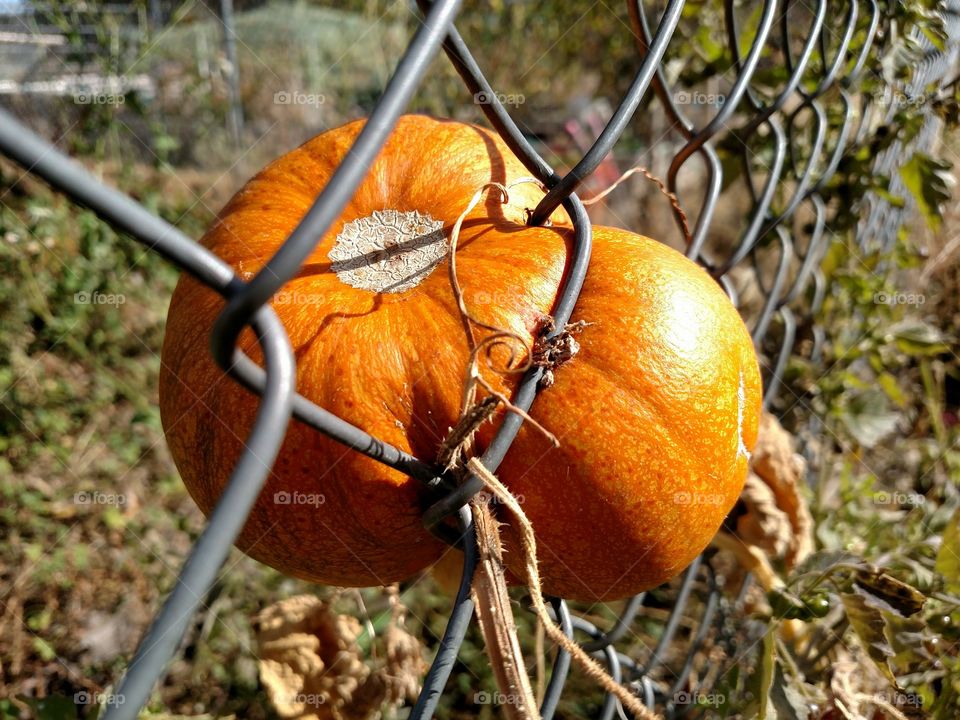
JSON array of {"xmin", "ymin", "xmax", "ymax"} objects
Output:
[
  {"xmin": 861, "ymin": 2, "xmax": 960, "ymax": 253},
  {"xmin": 0, "ymin": 0, "xmax": 958, "ymax": 718}
]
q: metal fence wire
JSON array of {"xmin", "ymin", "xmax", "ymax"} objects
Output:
[{"xmin": 1, "ymin": 0, "xmax": 958, "ymax": 717}]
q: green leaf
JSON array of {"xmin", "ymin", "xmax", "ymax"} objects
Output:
[
  {"xmin": 0, "ymin": 700, "xmax": 18, "ymax": 720},
  {"xmin": 888, "ymin": 319, "xmax": 950, "ymax": 356},
  {"xmin": 920, "ymin": 22, "xmax": 947, "ymax": 52},
  {"xmin": 736, "ymin": 2, "xmax": 766, "ymax": 59},
  {"xmin": 935, "ymin": 508, "xmax": 960, "ymax": 594},
  {"xmin": 838, "ymin": 390, "xmax": 901, "ymax": 448},
  {"xmin": 899, "ymin": 153, "xmax": 952, "ymax": 230},
  {"xmin": 877, "ymin": 371, "xmax": 908, "ymax": 407},
  {"xmin": 101, "ymin": 506, "xmax": 126, "ymax": 530},
  {"xmin": 769, "ymin": 665, "xmax": 809, "ymax": 720},
  {"xmin": 873, "ymin": 187, "xmax": 906, "ymax": 208},
  {"xmin": 32, "ymin": 636, "xmax": 57, "ymax": 662},
  {"xmin": 693, "ymin": 24, "xmax": 725, "ymax": 63},
  {"xmin": 17, "ymin": 695, "xmax": 77, "ymax": 720}
]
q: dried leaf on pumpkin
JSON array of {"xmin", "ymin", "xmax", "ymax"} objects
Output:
[
  {"xmin": 746, "ymin": 412, "xmax": 815, "ymax": 569},
  {"xmin": 716, "ymin": 412, "xmax": 815, "ymax": 597}
]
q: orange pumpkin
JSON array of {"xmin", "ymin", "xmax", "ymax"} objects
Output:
[{"xmin": 159, "ymin": 114, "xmax": 761, "ymax": 601}]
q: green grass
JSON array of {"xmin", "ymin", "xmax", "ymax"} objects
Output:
[{"xmin": 0, "ymin": 165, "xmax": 296, "ymax": 718}]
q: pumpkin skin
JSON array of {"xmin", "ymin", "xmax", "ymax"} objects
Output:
[{"xmin": 159, "ymin": 114, "xmax": 761, "ymax": 600}]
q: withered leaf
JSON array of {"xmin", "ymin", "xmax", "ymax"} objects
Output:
[
  {"xmin": 254, "ymin": 594, "xmax": 426, "ymax": 720},
  {"xmin": 853, "ymin": 568, "xmax": 926, "ymax": 617},
  {"xmin": 840, "ymin": 592, "xmax": 900, "ymax": 689}
]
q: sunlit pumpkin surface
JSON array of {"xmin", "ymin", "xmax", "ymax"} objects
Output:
[{"xmin": 159, "ymin": 115, "xmax": 762, "ymax": 601}]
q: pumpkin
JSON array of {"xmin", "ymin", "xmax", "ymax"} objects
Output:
[{"xmin": 159, "ymin": 114, "xmax": 761, "ymax": 601}]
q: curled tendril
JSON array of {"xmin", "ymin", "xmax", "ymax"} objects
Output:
[
  {"xmin": 446, "ymin": 178, "xmax": 558, "ymax": 447},
  {"xmin": 473, "ymin": 331, "xmax": 532, "ymax": 376},
  {"xmin": 583, "ymin": 164, "xmax": 692, "ymax": 247}
]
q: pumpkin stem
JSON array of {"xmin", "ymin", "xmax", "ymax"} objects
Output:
[
  {"xmin": 441, "ymin": 178, "xmax": 600, "ymax": 719},
  {"xmin": 328, "ymin": 209, "xmax": 448, "ymax": 293},
  {"xmin": 437, "ymin": 401, "xmax": 539, "ymax": 720},
  {"xmin": 531, "ymin": 318, "xmax": 591, "ymax": 389},
  {"xmin": 469, "ymin": 498, "xmax": 540, "ymax": 720},
  {"xmin": 466, "ymin": 456, "xmax": 665, "ymax": 720},
  {"xmin": 437, "ymin": 395, "xmax": 500, "ymax": 472},
  {"xmin": 446, "ymin": 180, "xmax": 560, "ymax": 448}
]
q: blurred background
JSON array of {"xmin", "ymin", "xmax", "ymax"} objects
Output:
[{"xmin": 1, "ymin": 0, "xmax": 959, "ymax": 718}]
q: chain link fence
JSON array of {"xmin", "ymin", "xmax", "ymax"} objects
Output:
[{"xmin": 1, "ymin": 0, "xmax": 957, "ymax": 717}]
